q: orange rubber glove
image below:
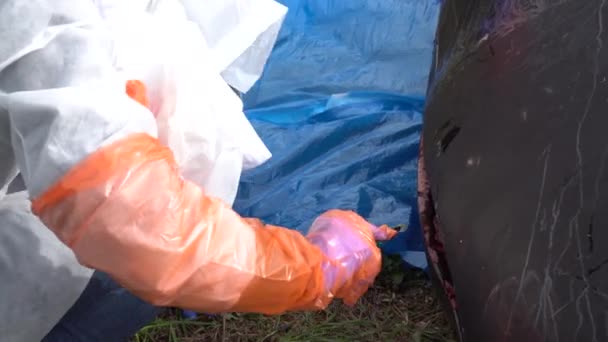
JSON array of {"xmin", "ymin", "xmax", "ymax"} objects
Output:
[
  {"xmin": 125, "ymin": 80, "xmax": 150, "ymax": 111},
  {"xmin": 32, "ymin": 133, "xmax": 396, "ymax": 314}
]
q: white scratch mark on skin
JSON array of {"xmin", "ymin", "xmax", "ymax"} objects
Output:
[
  {"xmin": 592, "ymin": 144, "xmax": 608, "ymax": 212},
  {"xmin": 547, "ymin": 287, "xmax": 559, "ymax": 340},
  {"xmin": 539, "ymin": 208, "xmax": 547, "ymax": 232},
  {"xmin": 553, "ymin": 276, "xmax": 577, "ymax": 318},
  {"xmin": 476, "ymin": 33, "xmax": 489, "ymax": 49},
  {"xmin": 578, "ymin": 0, "xmax": 606, "ymax": 185},
  {"xmin": 535, "ymin": 275, "xmax": 549, "ymax": 328},
  {"xmin": 554, "ymin": 213, "xmax": 575, "ymax": 277},
  {"xmin": 576, "ymin": 288, "xmax": 589, "ymax": 337},
  {"xmin": 550, "ymin": 174, "xmax": 576, "ymax": 249},
  {"xmin": 572, "ymin": 2, "xmax": 606, "ymax": 341},
  {"xmin": 534, "ymin": 173, "xmax": 575, "ymax": 341},
  {"xmin": 506, "ymin": 145, "xmax": 552, "ymax": 335},
  {"xmin": 536, "ymin": 275, "xmax": 558, "ymax": 341},
  {"xmin": 553, "ymin": 301, "xmax": 571, "ymax": 318}
]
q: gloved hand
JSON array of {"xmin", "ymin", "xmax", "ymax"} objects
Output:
[{"xmin": 306, "ymin": 210, "xmax": 397, "ymax": 307}]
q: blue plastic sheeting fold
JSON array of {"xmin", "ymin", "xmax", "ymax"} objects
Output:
[{"xmin": 235, "ymin": 0, "xmax": 440, "ymax": 268}]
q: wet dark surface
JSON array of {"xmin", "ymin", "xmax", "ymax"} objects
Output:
[{"xmin": 423, "ymin": 0, "xmax": 608, "ymax": 341}]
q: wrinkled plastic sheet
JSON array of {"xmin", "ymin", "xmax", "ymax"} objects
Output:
[{"xmin": 234, "ymin": 0, "xmax": 441, "ymax": 268}]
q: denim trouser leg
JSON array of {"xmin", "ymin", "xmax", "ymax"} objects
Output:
[{"xmin": 42, "ymin": 271, "xmax": 163, "ymax": 342}]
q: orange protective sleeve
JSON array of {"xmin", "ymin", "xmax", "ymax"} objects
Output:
[
  {"xmin": 125, "ymin": 80, "xmax": 150, "ymax": 109},
  {"xmin": 32, "ymin": 133, "xmax": 345, "ymax": 314}
]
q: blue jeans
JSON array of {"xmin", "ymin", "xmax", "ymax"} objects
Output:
[{"xmin": 42, "ymin": 271, "xmax": 163, "ymax": 342}]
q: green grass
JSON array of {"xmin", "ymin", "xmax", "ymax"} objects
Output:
[{"xmin": 132, "ymin": 254, "xmax": 456, "ymax": 342}]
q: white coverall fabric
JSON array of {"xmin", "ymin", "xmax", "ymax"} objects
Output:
[
  {"xmin": 0, "ymin": 0, "xmax": 285, "ymax": 340},
  {"xmin": 0, "ymin": 191, "xmax": 94, "ymax": 342},
  {"xmin": 96, "ymin": 0, "xmax": 283, "ymax": 205}
]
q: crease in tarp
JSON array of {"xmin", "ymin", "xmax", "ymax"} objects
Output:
[{"xmin": 234, "ymin": 0, "xmax": 441, "ymax": 269}]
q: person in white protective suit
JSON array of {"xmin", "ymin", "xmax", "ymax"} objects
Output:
[{"xmin": 0, "ymin": 1, "xmax": 397, "ymax": 341}]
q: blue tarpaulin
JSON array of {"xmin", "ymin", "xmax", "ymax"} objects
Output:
[{"xmin": 234, "ymin": 0, "xmax": 441, "ymax": 268}]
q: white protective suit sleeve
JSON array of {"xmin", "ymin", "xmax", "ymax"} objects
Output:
[
  {"xmin": 0, "ymin": 4, "xmax": 104, "ymax": 340},
  {"xmin": 0, "ymin": 3, "xmax": 147, "ymax": 337},
  {"xmin": 0, "ymin": 191, "xmax": 93, "ymax": 342}
]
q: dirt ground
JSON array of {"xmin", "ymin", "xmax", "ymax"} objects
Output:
[{"xmin": 132, "ymin": 254, "xmax": 456, "ymax": 342}]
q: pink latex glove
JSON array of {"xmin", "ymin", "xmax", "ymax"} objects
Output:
[{"xmin": 306, "ymin": 210, "xmax": 397, "ymax": 306}]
